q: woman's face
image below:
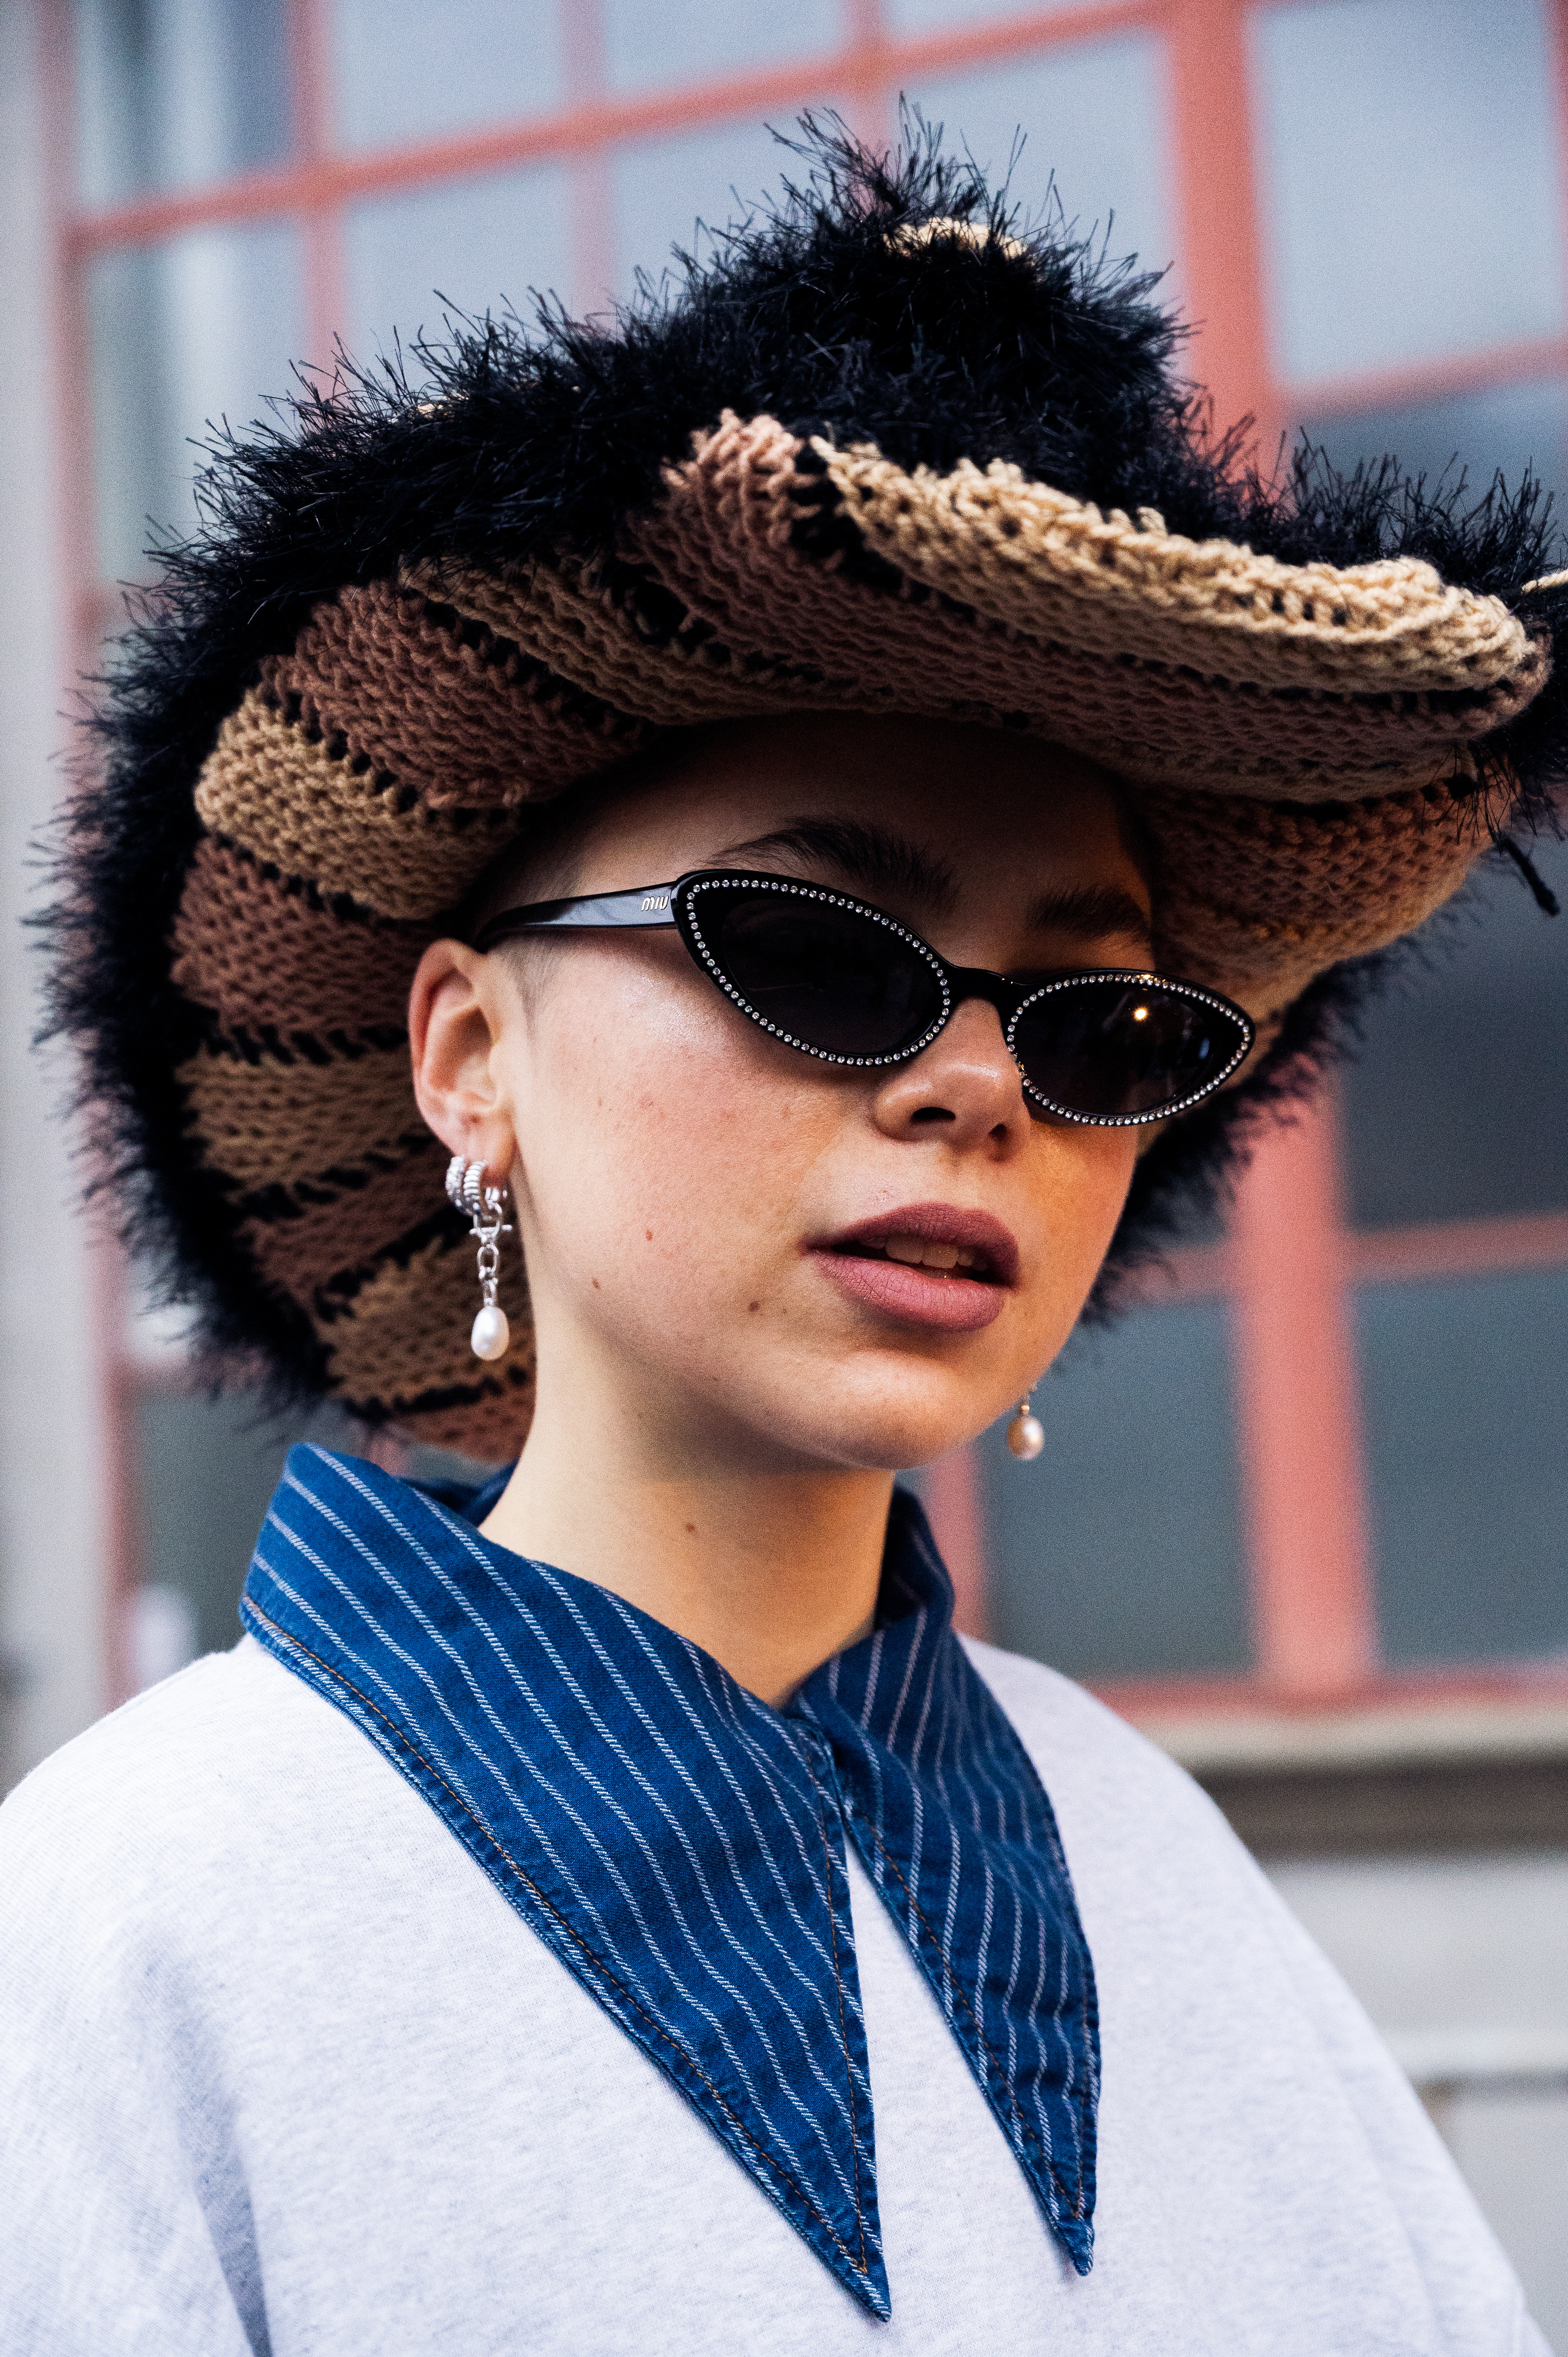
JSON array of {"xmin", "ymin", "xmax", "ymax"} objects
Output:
[{"xmin": 415, "ymin": 714, "xmax": 1152, "ymax": 1474}]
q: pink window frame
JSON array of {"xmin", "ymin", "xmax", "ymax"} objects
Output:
[{"xmin": 37, "ymin": 0, "xmax": 1568, "ymax": 1716}]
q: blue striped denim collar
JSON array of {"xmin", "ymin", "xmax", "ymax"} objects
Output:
[{"xmin": 242, "ymin": 1446, "xmax": 1098, "ymax": 2317}]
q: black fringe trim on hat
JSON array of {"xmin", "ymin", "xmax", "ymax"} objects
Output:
[{"xmin": 41, "ymin": 115, "xmax": 1568, "ymax": 1408}]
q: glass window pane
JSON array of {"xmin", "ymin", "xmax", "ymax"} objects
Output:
[
  {"xmin": 330, "ymin": 0, "xmax": 563, "ymax": 150},
  {"xmin": 132, "ymin": 1387, "xmax": 320, "ymax": 1660},
  {"xmin": 76, "ymin": 0, "xmax": 292, "ymax": 204},
  {"xmin": 605, "ymin": 0, "xmax": 841, "ymax": 93},
  {"xmin": 87, "ymin": 221, "xmax": 305, "ymax": 585},
  {"xmin": 1300, "ymin": 378, "xmax": 1568, "ymax": 514},
  {"xmin": 1358, "ymin": 1269, "xmax": 1568, "ymax": 1666},
  {"xmin": 908, "ymin": 34, "xmax": 1176, "ymax": 293},
  {"xmin": 346, "ymin": 166, "xmax": 574, "ymax": 363},
  {"xmin": 611, "ymin": 117, "xmax": 800, "ymax": 306},
  {"xmin": 977, "ymin": 1299, "xmax": 1248, "ymax": 1680},
  {"xmin": 1301, "ymin": 386, "xmax": 1568, "ymax": 1228},
  {"xmin": 1341, "ymin": 832, "xmax": 1568, "ymax": 1229},
  {"xmin": 1254, "ymin": 0, "xmax": 1566, "ymax": 387}
]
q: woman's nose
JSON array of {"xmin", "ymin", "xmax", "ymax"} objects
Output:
[{"xmin": 869, "ymin": 997, "xmax": 1030, "ymax": 1152}]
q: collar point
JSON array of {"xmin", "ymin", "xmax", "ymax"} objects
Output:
[
  {"xmin": 858, "ymin": 2275, "xmax": 893, "ymax": 2322},
  {"xmin": 1059, "ymin": 2219, "xmax": 1095, "ymax": 2277}
]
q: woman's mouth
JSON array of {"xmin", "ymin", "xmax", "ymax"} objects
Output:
[
  {"xmin": 809, "ymin": 1206, "xmax": 1019, "ymax": 1332},
  {"xmin": 859, "ymin": 1233, "xmax": 998, "ymax": 1277}
]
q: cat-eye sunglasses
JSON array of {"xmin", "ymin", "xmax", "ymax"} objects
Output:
[{"xmin": 472, "ymin": 869, "xmax": 1254, "ymax": 1126}]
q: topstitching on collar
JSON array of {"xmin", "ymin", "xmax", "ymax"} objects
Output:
[{"xmin": 241, "ymin": 1446, "xmax": 1098, "ymax": 2317}]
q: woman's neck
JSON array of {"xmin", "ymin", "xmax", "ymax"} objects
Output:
[{"xmin": 479, "ymin": 1390, "xmax": 895, "ymax": 1707}]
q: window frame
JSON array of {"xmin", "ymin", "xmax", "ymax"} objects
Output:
[{"xmin": 42, "ymin": 0, "xmax": 1568, "ymax": 1718}]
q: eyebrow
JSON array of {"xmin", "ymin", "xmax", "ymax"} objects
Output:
[
  {"xmin": 719, "ymin": 816, "xmax": 1153, "ymax": 949},
  {"xmin": 1026, "ymin": 883, "xmax": 1154, "ymax": 948},
  {"xmin": 718, "ymin": 819, "xmax": 961, "ymax": 917}
]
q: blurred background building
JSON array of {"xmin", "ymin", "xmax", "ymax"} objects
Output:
[{"xmin": 2, "ymin": 0, "xmax": 1564, "ymax": 2337}]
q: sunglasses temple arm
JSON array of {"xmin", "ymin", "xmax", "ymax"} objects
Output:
[{"xmin": 470, "ymin": 884, "xmax": 681, "ymax": 951}]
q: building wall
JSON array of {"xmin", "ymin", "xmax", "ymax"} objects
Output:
[
  {"xmin": 1272, "ymin": 1851, "xmax": 1568, "ymax": 2352},
  {"xmin": 0, "ymin": 0, "xmax": 114, "ymax": 1788}
]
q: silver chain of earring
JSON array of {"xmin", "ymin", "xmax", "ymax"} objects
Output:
[{"xmin": 445, "ymin": 1156, "xmax": 513, "ymax": 1362}]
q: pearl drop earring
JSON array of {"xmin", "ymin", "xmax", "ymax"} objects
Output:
[
  {"xmin": 1006, "ymin": 1396, "xmax": 1045, "ymax": 1461},
  {"xmin": 445, "ymin": 1155, "xmax": 513, "ymax": 1361}
]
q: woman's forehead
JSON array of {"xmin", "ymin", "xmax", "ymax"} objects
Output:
[{"xmin": 565, "ymin": 714, "xmax": 1147, "ymax": 906}]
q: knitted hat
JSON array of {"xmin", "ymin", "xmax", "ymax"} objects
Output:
[{"xmin": 53, "ymin": 129, "xmax": 1568, "ymax": 1457}]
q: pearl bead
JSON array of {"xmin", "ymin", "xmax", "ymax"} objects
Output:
[
  {"xmin": 1006, "ymin": 1409, "xmax": 1045, "ymax": 1461},
  {"xmin": 470, "ymin": 1304, "xmax": 510, "ymax": 1362}
]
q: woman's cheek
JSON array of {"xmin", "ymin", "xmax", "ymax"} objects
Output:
[
  {"xmin": 519, "ymin": 989, "xmax": 812, "ymax": 1311},
  {"xmin": 1026, "ymin": 1133, "xmax": 1138, "ymax": 1341}
]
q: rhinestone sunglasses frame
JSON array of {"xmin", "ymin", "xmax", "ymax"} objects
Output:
[{"xmin": 471, "ymin": 869, "xmax": 1255, "ymax": 1127}]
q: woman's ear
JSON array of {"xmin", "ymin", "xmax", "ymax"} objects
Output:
[{"xmin": 408, "ymin": 938, "xmax": 520, "ymax": 1180}]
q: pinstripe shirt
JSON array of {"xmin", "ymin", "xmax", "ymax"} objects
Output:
[
  {"xmin": 4, "ymin": 1573, "xmax": 1548, "ymax": 2349},
  {"xmin": 240, "ymin": 1447, "xmax": 1099, "ymax": 2318}
]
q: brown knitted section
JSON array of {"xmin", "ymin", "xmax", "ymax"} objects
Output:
[
  {"xmin": 1140, "ymin": 780, "xmax": 1487, "ymax": 1012},
  {"xmin": 171, "ymin": 837, "xmax": 427, "ymax": 1034},
  {"xmin": 397, "ymin": 1371, "xmax": 535, "ymax": 1458},
  {"xmin": 194, "ymin": 690, "xmax": 524, "ymax": 920},
  {"xmin": 403, "ymin": 555, "xmax": 852, "ymax": 729},
  {"xmin": 177, "ymin": 1040, "xmax": 423, "ymax": 1189},
  {"xmin": 263, "ymin": 579, "xmax": 648, "ymax": 811},
  {"xmin": 630, "ymin": 414, "xmax": 1536, "ymax": 799},
  {"xmin": 242, "ymin": 1140, "xmax": 445, "ymax": 1299},
  {"xmin": 316, "ymin": 1233, "xmax": 535, "ymax": 1456},
  {"xmin": 627, "ymin": 413, "xmax": 1069, "ymax": 731},
  {"xmin": 167, "ymin": 405, "xmax": 1561, "ymax": 1454},
  {"xmin": 818, "ymin": 441, "xmax": 1539, "ymax": 696}
]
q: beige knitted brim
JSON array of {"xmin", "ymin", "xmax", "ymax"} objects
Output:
[{"xmin": 171, "ymin": 410, "xmax": 1541, "ymax": 1451}]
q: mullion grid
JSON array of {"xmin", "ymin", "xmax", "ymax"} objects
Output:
[{"xmin": 56, "ymin": 0, "xmax": 1568, "ymax": 1702}]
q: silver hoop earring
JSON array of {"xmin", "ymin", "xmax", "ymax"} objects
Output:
[
  {"xmin": 445, "ymin": 1155, "xmax": 513, "ymax": 1362},
  {"xmin": 1006, "ymin": 1396, "xmax": 1045, "ymax": 1461}
]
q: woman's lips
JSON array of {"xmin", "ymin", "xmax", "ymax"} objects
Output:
[
  {"xmin": 813, "ymin": 1252, "xmax": 1007, "ymax": 1330},
  {"xmin": 809, "ymin": 1203, "xmax": 1020, "ymax": 1333}
]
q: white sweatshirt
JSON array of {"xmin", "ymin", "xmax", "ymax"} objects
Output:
[{"xmin": 0, "ymin": 1631, "xmax": 1546, "ymax": 2356}]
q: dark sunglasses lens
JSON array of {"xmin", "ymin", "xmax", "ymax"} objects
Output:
[
  {"xmin": 1013, "ymin": 979, "xmax": 1246, "ymax": 1118},
  {"xmin": 699, "ymin": 891, "xmax": 945, "ymax": 1059}
]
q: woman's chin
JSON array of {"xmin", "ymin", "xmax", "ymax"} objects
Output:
[{"xmin": 754, "ymin": 1388, "xmax": 1009, "ymax": 1477}]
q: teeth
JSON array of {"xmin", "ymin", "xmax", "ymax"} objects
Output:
[{"xmin": 882, "ymin": 1234, "xmax": 984, "ymax": 1273}]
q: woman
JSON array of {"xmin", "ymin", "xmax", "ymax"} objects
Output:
[{"xmin": 2, "ymin": 134, "xmax": 1557, "ymax": 2351}]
